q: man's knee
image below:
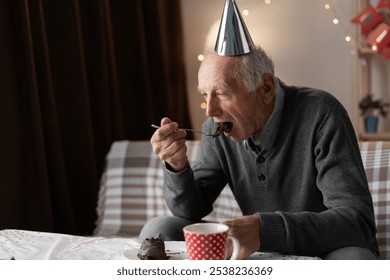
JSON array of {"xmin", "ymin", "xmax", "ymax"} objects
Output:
[
  {"xmin": 139, "ymin": 216, "xmax": 201, "ymax": 241},
  {"xmin": 322, "ymin": 246, "xmax": 377, "ymax": 260}
]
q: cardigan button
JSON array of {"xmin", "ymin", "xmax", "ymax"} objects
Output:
[
  {"xmin": 258, "ymin": 174, "xmax": 266, "ymax": 181},
  {"xmin": 258, "ymin": 157, "xmax": 265, "ymax": 163}
]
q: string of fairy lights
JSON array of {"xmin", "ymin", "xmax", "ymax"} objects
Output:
[
  {"xmin": 322, "ymin": 1, "xmax": 356, "ymax": 46},
  {"xmin": 253, "ymin": 0, "xmax": 354, "ymax": 46},
  {"xmin": 197, "ymin": 0, "xmax": 357, "ymax": 63}
]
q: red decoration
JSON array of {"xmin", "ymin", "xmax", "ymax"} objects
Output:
[
  {"xmin": 351, "ymin": 3, "xmax": 390, "ymax": 60},
  {"xmin": 377, "ymin": 0, "xmax": 390, "ymax": 10},
  {"xmin": 351, "ymin": 5, "xmax": 382, "ymax": 34},
  {"xmin": 366, "ymin": 23, "xmax": 390, "ymax": 52}
]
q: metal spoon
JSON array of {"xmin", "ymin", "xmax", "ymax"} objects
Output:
[{"xmin": 151, "ymin": 124, "xmax": 213, "ymax": 137}]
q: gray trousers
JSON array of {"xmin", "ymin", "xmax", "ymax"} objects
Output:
[{"xmin": 139, "ymin": 216, "xmax": 377, "ymax": 260}]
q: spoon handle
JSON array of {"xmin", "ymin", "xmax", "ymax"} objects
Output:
[{"xmin": 151, "ymin": 124, "xmax": 213, "ymax": 136}]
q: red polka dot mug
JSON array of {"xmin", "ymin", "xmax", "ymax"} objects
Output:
[{"xmin": 183, "ymin": 223, "xmax": 240, "ymax": 260}]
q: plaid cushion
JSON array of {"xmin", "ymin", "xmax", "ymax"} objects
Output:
[
  {"xmin": 359, "ymin": 141, "xmax": 390, "ymax": 260},
  {"xmin": 94, "ymin": 140, "xmax": 241, "ymax": 237},
  {"xmin": 95, "ymin": 140, "xmax": 390, "ymax": 259}
]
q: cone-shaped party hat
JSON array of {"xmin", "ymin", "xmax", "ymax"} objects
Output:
[{"xmin": 214, "ymin": 0, "xmax": 255, "ymax": 56}]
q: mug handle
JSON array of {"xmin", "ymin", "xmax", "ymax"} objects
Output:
[{"xmin": 227, "ymin": 236, "xmax": 240, "ymax": 260}]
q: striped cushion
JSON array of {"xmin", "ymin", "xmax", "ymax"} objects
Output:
[
  {"xmin": 94, "ymin": 140, "xmax": 390, "ymax": 259},
  {"xmin": 94, "ymin": 140, "xmax": 241, "ymax": 237},
  {"xmin": 359, "ymin": 141, "xmax": 390, "ymax": 260}
]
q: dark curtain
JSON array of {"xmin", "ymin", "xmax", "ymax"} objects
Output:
[{"xmin": 0, "ymin": 0, "xmax": 192, "ymax": 235}]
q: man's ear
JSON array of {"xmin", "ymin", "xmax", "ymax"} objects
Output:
[{"xmin": 260, "ymin": 73, "xmax": 275, "ymax": 105}]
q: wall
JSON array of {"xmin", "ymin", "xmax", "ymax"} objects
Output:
[
  {"xmin": 181, "ymin": 0, "xmax": 355, "ymax": 138},
  {"xmin": 370, "ymin": 56, "xmax": 390, "ymax": 132}
]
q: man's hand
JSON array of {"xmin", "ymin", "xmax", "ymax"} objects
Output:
[
  {"xmin": 150, "ymin": 117, "xmax": 188, "ymax": 172},
  {"xmin": 222, "ymin": 215, "xmax": 261, "ymax": 260}
]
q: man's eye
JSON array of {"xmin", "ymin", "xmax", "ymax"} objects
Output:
[{"xmin": 217, "ymin": 92, "xmax": 231, "ymax": 98}]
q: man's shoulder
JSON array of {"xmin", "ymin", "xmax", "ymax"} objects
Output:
[{"xmin": 281, "ymin": 83, "xmax": 344, "ymax": 111}]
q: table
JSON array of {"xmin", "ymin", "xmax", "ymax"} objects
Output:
[{"xmin": 0, "ymin": 229, "xmax": 318, "ymax": 260}]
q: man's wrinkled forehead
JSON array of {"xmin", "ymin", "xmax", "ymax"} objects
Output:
[{"xmin": 198, "ymin": 56, "xmax": 237, "ymax": 93}]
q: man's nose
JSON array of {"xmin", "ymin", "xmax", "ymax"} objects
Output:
[{"xmin": 205, "ymin": 97, "xmax": 222, "ymax": 117}]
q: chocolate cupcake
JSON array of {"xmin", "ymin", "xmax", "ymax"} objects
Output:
[{"xmin": 137, "ymin": 236, "xmax": 168, "ymax": 260}]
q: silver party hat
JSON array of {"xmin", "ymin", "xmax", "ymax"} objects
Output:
[{"xmin": 214, "ymin": 0, "xmax": 255, "ymax": 56}]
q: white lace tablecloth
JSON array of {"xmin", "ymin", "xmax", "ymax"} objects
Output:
[{"xmin": 0, "ymin": 229, "xmax": 318, "ymax": 260}]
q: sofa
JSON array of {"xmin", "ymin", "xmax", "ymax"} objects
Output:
[{"xmin": 94, "ymin": 140, "xmax": 390, "ymax": 259}]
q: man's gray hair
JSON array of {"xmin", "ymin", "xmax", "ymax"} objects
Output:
[{"xmin": 230, "ymin": 46, "xmax": 275, "ymax": 92}]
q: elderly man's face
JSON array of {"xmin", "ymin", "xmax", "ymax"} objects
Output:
[{"xmin": 198, "ymin": 53, "xmax": 275, "ymax": 141}]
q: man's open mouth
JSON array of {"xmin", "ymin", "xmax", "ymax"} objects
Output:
[{"xmin": 212, "ymin": 122, "xmax": 233, "ymax": 138}]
